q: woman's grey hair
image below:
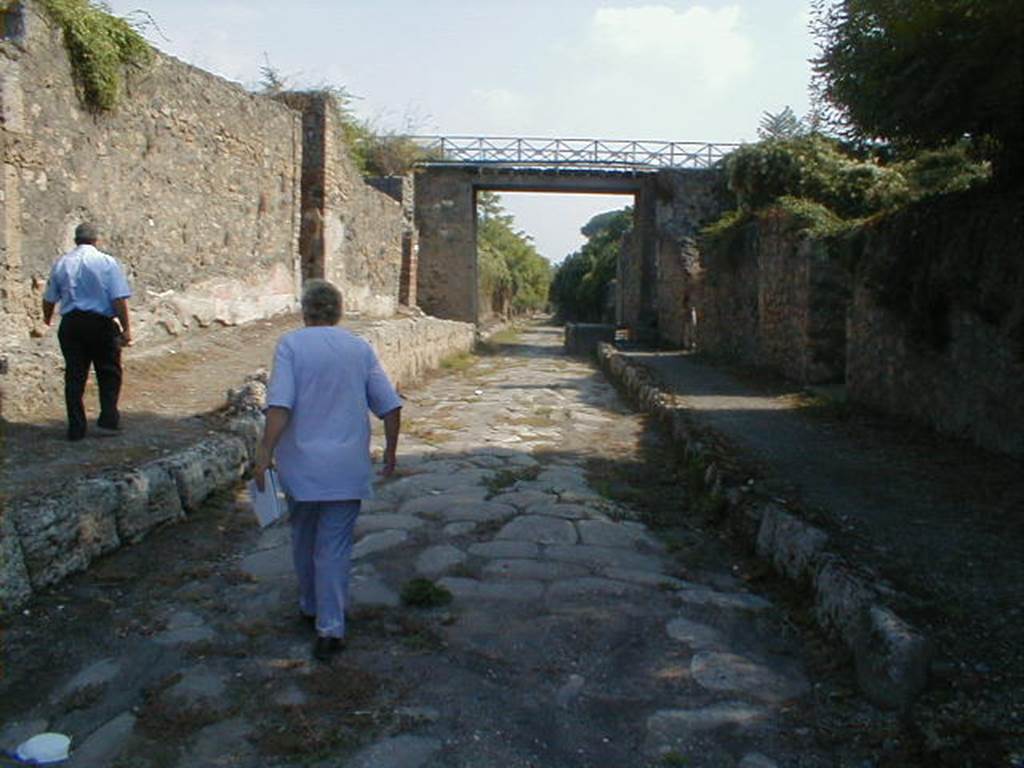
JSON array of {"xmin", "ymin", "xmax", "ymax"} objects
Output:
[{"xmin": 301, "ymin": 279, "xmax": 343, "ymax": 325}]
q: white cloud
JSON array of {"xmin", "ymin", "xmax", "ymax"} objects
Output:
[
  {"xmin": 468, "ymin": 4, "xmax": 758, "ymax": 140},
  {"xmin": 582, "ymin": 5, "xmax": 753, "ymax": 91}
]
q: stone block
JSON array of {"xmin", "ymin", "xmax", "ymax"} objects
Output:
[
  {"xmin": 812, "ymin": 554, "xmax": 876, "ymax": 647},
  {"xmin": 11, "ymin": 478, "xmax": 120, "ymax": 589},
  {"xmin": 755, "ymin": 504, "xmax": 829, "ymax": 584},
  {"xmin": 161, "ymin": 435, "xmax": 248, "ymax": 512},
  {"xmin": 564, "ymin": 324, "xmax": 616, "ymax": 356},
  {"xmin": 114, "ymin": 462, "xmax": 185, "ymax": 542},
  {"xmin": 0, "ymin": 510, "xmax": 33, "ymax": 608},
  {"xmin": 854, "ymin": 605, "xmax": 931, "ymax": 711}
]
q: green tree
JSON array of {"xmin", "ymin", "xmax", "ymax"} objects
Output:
[
  {"xmin": 757, "ymin": 106, "xmax": 806, "ymax": 140},
  {"xmin": 476, "ymin": 193, "xmax": 550, "ymax": 318},
  {"xmin": 810, "ymin": 0, "xmax": 1023, "ymax": 175},
  {"xmin": 550, "ymin": 208, "xmax": 633, "ymax": 322}
]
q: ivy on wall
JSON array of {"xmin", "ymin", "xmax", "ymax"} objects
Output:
[{"xmin": 38, "ymin": 0, "xmax": 152, "ymax": 111}]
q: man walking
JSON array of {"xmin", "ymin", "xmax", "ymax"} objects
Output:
[
  {"xmin": 253, "ymin": 279, "xmax": 402, "ymax": 661},
  {"xmin": 42, "ymin": 223, "xmax": 132, "ymax": 441}
]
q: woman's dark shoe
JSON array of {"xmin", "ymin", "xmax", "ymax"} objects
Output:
[{"xmin": 313, "ymin": 636, "xmax": 345, "ymax": 661}]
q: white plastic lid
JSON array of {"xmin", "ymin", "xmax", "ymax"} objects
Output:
[{"xmin": 16, "ymin": 732, "xmax": 72, "ymax": 764}]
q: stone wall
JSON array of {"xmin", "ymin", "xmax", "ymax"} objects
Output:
[
  {"xmin": 697, "ymin": 222, "xmax": 761, "ymax": 364},
  {"xmin": 846, "ymin": 189, "xmax": 1024, "ymax": 458},
  {"xmin": 0, "ymin": 2, "xmax": 302, "ymax": 418},
  {"xmin": 652, "ymin": 169, "xmax": 727, "ymax": 347},
  {"xmin": 0, "ymin": 1, "xmax": 302, "ymax": 354},
  {"xmin": 284, "ymin": 93, "xmax": 406, "ymax": 318},
  {"xmin": 695, "ymin": 214, "xmax": 849, "ymax": 384}
]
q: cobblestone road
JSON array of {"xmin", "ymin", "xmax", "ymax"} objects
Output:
[{"xmin": 1, "ymin": 325, "xmax": 851, "ymax": 767}]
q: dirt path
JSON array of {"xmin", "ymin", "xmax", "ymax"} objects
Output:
[
  {"xmin": 4, "ymin": 314, "xmax": 297, "ymax": 504},
  {"xmin": 0, "ymin": 326, "xmax": 879, "ymax": 768}
]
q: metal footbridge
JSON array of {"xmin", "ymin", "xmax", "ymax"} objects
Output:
[{"xmin": 410, "ymin": 135, "xmax": 740, "ymax": 170}]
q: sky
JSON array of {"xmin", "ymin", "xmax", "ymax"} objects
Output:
[{"xmin": 107, "ymin": 0, "xmax": 817, "ymax": 263}]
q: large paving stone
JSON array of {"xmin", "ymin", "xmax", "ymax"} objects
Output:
[
  {"xmin": 239, "ymin": 546, "xmax": 292, "ymax": 580},
  {"xmin": 576, "ymin": 519, "xmax": 654, "ymax": 549},
  {"xmin": 523, "ymin": 502, "xmax": 593, "ymax": 520},
  {"xmin": 603, "ymin": 568, "xmax": 695, "ymax": 590},
  {"xmin": 646, "ymin": 702, "xmax": 766, "ymax": 740},
  {"xmin": 546, "ymin": 577, "xmax": 647, "ymax": 601},
  {"xmin": 443, "ymin": 522, "xmax": 477, "ymax": 536},
  {"xmin": 467, "ymin": 541, "xmax": 540, "ymax": 559},
  {"xmin": 350, "ymin": 577, "xmax": 400, "ymax": 608},
  {"xmin": 740, "ymin": 754, "xmax": 780, "ymax": 768},
  {"xmin": 68, "ymin": 712, "xmax": 136, "ymax": 768},
  {"xmin": 399, "ymin": 497, "xmax": 511, "ymax": 522},
  {"xmin": 482, "ymin": 559, "xmax": 587, "ymax": 581},
  {"xmin": 666, "ymin": 618, "xmax": 722, "ymax": 650},
  {"xmin": 354, "ymin": 530, "xmax": 410, "ymax": 559},
  {"xmin": 166, "ymin": 664, "xmax": 228, "ymax": 707},
  {"xmin": 545, "ymin": 545, "xmax": 663, "ymax": 573},
  {"xmin": 675, "ymin": 587, "xmax": 773, "ymax": 612},
  {"xmin": 344, "ymin": 734, "xmax": 443, "ymax": 768},
  {"xmin": 153, "ymin": 610, "xmax": 215, "ymax": 646},
  {"xmin": 416, "ymin": 545, "xmax": 467, "ymax": 576},
  {"xmin": 381, "ymin": 470, "xmax": 491, "ymax": 502},
  {"xmin": 488, "ymin": 490, "xmax": 554, "ymax": 510},
  {"xmin": 690, "ymin": 651, "xmax": 809, "ymax": 703},
  {"xmin": 438, "ymin": 577, "xmax": 544, "ymax": 602},
  {"xmin": 356, "ymin": 513, "xmax": 425, "ymax": 535},
  {"xmin": 495, "ymin": 516, "xmax": 578, "ymax": 545},
  {"xmin": 178, "ymin": 717, "xmax": 255, "ymax": 768},
  {"xmin": 58, "ymin": 658, "xmax": 121, "ymax": 699}
]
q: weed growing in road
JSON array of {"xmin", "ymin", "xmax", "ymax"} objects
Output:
[
  {"xmin": 659, "ymin": 751, "xmax": 690, "ymax": 766},
  {"xmin": 400, "ymin": 578, "xmax": 453, "ymax": 608},
  {"xmin": 440, "ymin": 351, "xmax": 476, "ymax": 372},
  {"xmin": 484, "ymin": 465, "xmax": 541, "ymax": 497}
]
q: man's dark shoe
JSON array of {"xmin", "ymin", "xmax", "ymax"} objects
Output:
[
  {"xmin": 313, "ymin": 636, "xmax": 345, "ymax": 662},
  {"xmin": 96, "ymin": 420, "xmax": 121, "ymax": 435},
  {"xmin": 67, "ymin": 431, "xmax": 85, "ymax": 442}
]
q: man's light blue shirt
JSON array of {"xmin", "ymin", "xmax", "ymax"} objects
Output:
[
  {"xmin": 266, "ymin": 326, "xmax": 402, "ymax": 501},
  {"xmin": 43, "ymin": 245, "xmax": 132, "ymax": 316}
]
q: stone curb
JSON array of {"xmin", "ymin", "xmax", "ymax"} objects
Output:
[
  {"xmin": 1, "ymin": 316, "xmax": 476, "ymax": 613},
  {"xmin": 596, "ymin": 341, "xmax": 931, "ymax": 711}
]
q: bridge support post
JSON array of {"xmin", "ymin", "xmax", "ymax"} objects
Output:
[{"xmin": 413, "ymin": 169, "xmax": 479, "ymax": 323}]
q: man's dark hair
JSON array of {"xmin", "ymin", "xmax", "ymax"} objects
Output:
[{"xmin": 74, "ymin": 222, "xmax": 99, "ymax": 244}]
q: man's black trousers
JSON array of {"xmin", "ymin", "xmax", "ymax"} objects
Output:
[{"xmin": 57, "ymin": 310, "xmax": 122, "ymax": 439}]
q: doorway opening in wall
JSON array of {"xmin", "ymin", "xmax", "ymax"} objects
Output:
[{"xmin": 473, "ymin": 190, "xmax": 635, "ymax": 328}]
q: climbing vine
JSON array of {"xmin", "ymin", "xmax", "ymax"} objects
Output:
[{"xmin": 39, "ymin": 0, "xmax": 153, "ymax": 111}]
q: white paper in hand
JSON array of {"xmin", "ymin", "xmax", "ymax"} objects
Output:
[{"xmin": 248, "ymin": 469, "xmax": 286, "ymax": 527}]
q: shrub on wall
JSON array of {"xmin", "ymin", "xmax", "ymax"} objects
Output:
[{"xmin": 39, "ymin": 0, "xmax": 153, "ymax": 111}]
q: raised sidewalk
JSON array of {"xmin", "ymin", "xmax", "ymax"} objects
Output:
[
  {"xmin": 0, "ymin": 312, "xmax": 475, "ymax": 608},
  {"xmin": 599, "ymin": 344, "xmax": 1023, "ymax": 719}
]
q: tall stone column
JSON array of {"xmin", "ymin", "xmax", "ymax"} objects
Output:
[{"xmin": 413, "ymin": 168, "xmax": 478, "ymax": 323}]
